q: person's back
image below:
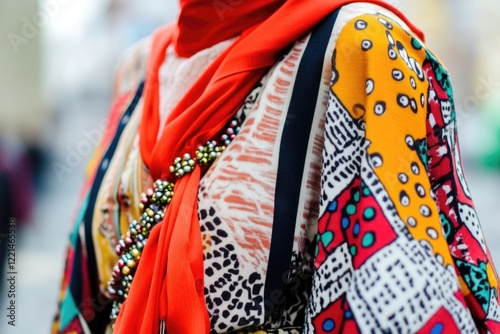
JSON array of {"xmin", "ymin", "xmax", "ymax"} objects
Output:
[{"xmin": 53, "ymin": 1, "xmax": 500, "ymax": 333}]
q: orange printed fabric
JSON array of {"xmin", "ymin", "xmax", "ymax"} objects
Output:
[{"xmin": 307, "ymin": 14, "xmax": 500, "ymax": 333}]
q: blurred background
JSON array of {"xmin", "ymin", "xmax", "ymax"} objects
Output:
[{"xmin": 0, "ymin": 0, "xmax": 499, "ymax": 332}]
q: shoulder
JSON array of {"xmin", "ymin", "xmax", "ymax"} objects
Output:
[
  {"xmin": 332, "ymin": 3, "xmax": 427, "ymax": 56},
  {"xmin": 331, "ymin": 3, "xmax": 452, "ymax": 118},
  {"xmin": 327, "ymin": 4, "xmax": 451, "ymax": 135},
  {"xmin": 333, "ymin": 2, "xmax": 422, "ymax": 40},
  {"xmin": 327, "ymin": 3, "xmax": 439, "ymax": 97},
  {"xmin": 113, "ymin": 36, "xmax": 152, "ymax": 97},
  {"xmin": 330, "ymin": 3, "xmax": 440, "ymax": 96}
]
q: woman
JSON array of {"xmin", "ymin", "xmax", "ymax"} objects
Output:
[{"xmin": 53, "ymin": 0, "xmax": 500, "ymax": 333}]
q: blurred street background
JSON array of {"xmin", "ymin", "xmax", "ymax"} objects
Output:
[{"xmin": 0, "ymin": 0, "xmax": 499, "ymax": 332}]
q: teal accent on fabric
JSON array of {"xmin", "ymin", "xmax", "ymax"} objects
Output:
[
  {"xmin": 60, "ymin": 292, "xmax": 80, "ymax": 330},
  {"xmin": 411, "ymin": 37, "xmax": 423, "ymax": 50},
  {"xmin": 314, "ymin": 234, "xmax": 320, "ymax": 257},
  {"xmin": 418, "ymin": 140, "xmax": 428, "ymax": 168},
  {"xmin": 361, "ymin": 182, "xmax": 370, "ymax": 196},
  {"xmin": 362, "ymin": 232, "xmax": 375, "ymax": 248},
  {"xmin": 363, "ymin": 207, "xmax": 376, "ymax": 221},
  {"xmin": 321, "ymin": 231, "xmax": 334, "ymax": 247},
  {"xmin": 346, "ymin": 203, "xmax": 357, "ymax": 215},
  {"xmin": 350, "ymin": 245, "xmax": 357, "ymax": 256},
  {"xmin": 352, "ymin": 189, "xmax": 361, "ymax": 203},
  {"xmin": 457, "ymin": 260, "xmax": 491, "ymax": 313},
  {"xmin": 425, "ymin": 50, "xmax": 456, "ymax": 119},
  {"xmin": 439, "ymin": 213, "xmax": 452, "ymax": 240},
  {"xmin": 70, "ymin": 193, "xmax": 90, "ymax": 246}
]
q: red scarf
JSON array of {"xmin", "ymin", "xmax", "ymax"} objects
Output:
[{"xmin": 115, "ymin": 1, "xmax": 424, "ymax": 333}]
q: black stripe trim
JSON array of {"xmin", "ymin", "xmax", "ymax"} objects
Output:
[
  {"xmin": 69, "ymin": 82, "xmax": 144, "ymax": 332},
  {"xmin": 264, "ymin": 10, "xmax": 340, "ymax": 318}
]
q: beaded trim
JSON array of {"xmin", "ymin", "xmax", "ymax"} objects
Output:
[{"xmin": 107, "ymin": 119, "xmax": 241, "ymax": 321}]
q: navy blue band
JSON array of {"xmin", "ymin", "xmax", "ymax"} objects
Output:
[
  {"xmin": 70, "ymin": 82, "xmax": 144, "ymax": 332},
  {"xmin": 264, "ymin": 9, "xmax": 340, "ymax": 319}
]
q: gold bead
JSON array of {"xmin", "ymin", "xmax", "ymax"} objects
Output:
[
  {"xmin": 122, "ymin": 266, "xmax": 130, "ymax": 275},
  {"xmin": 131, "ymin": 249, "xmax": 140, "ymax": 258}
]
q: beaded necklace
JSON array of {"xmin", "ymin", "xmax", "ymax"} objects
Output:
[{"xmin": 107, "ymin": 118, "xmax": 241, "ymax": 321}]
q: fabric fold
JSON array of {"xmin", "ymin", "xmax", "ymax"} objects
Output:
[{"xmin": 121, "ymin": 1, "xmax": 425, "ymax": 333}]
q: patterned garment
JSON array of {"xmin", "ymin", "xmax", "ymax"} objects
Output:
[
  {"xmin": 306, "ymin": 10, "xmax": 500, "ymax": 334},
  {"xmin": 52, "ymin": 38, "xmax": 152, "ymax": 333},
  {"xmin": 53, "ymin": 3, "xmax": 500, "ymax": 334}
]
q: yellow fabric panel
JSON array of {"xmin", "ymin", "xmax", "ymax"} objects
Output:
[{"xmin": 333, "ymin": 14, "xmax": 453, "ymax": 266}]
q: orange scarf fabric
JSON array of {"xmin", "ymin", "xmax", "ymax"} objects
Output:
[{"xmin": 115, "ymin": 1, "xmax": 424, "ymax": 333}]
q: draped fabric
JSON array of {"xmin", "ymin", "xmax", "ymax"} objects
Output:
[
  {"xmin": 53, "ymin": 2, "xmax": 500, "ymax": 334},
  {"xmin": 128, "ymin": 1, "xmax": 414, "ymax": 333},
  {"xmin": 307, "ymin": 12, "xmax": 500, "ymax": 333}
]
